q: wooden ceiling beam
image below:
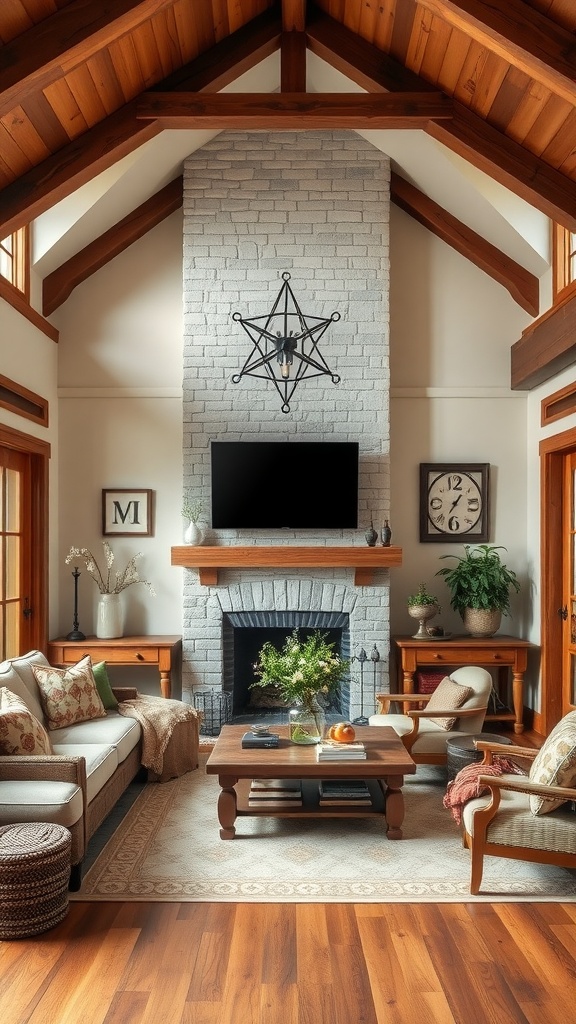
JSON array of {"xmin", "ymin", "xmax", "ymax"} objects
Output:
[
  {"xmin": 282, "ymin": 1, "xmax": 307, "ymax": 33},
  {"xmin": 391, "ymin": 171, "xmax": 539, "ymax": 316},
  {"xmin": 42, "ymin": 176, "xmax": 183, "ymax": 316},
  {"xmin": 136, "ymin": 91, "xmax": 454, "ymax": 129},
  {"xmin": 0, "ymin": 8, "xmax": 281, "ymax": 238},
  {"xmin": 308, "ymin": 9, "xmax": 576, "ymax": 230},
  {"xmin": 281, "ymin": 32, "xmax": 307, "ymax": 92},
  {"xmin": 0, "ymin": 0, "xmax": 176, "ymax": 120},
  {"xmin": 416, "ymin": 0, "xmax": 576, "ymax": 105}
]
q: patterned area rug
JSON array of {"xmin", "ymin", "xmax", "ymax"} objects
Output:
[{"xmin": 71, "ymin": 754, "xmax": 576, "ymax": 903}]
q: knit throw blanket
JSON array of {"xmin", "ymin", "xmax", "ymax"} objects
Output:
[
  {"xmin": 118, "ymin": 695, "xmax": 200, "ymax": 777},
  {"xmin": 443, "ymin": 757, "xmax": 527, "ymax": 824}
]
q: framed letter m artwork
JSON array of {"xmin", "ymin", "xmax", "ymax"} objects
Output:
[{"xmin": 102, "ymin": 489, "xmax": 153, "ymax": 537}]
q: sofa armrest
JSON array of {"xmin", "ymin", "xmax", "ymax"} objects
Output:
[
  {"xmin": 0, "ymin": 754, "xmax": 87, "ymax": 787},
  {"xmin": 112, "ymin": 686, "xmax": 139, "ymax": 700},
  {"xmin": 375, "ymin": 693, "xmax": 430, "ymax": 713},
  {"xmin": 0, "ymin": 755, "xmax": 89, "ymax": 850}
]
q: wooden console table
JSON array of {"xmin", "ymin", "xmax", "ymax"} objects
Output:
[
  {"xmin": 47, "ymin": 635, "xmax": 182, "ymax": 699},
  {"xmin": 392, "ymin": 635, "xmax": 539, "ymax": 734}
]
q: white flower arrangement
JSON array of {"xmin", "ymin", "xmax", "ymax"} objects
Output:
[
  {"xmin": 65, "ymin": 541, "xmax": 156, "ymax": 595},
  {"xmin": 181, "ymin": 497, "xmax": 206, "ymax": 523}
]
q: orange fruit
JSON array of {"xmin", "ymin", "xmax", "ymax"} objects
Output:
[{"xmin": 328, "ymin": 722, "xmax": 356, "ymax": 743}]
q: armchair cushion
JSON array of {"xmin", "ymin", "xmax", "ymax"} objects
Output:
[
  {"xmin": 426, "ymin": 676, "xmax": 473, "ymax": 730},
  {"xmin": 528, "ymin": 710, "xmax": 576, "ymax": 815},
  {"xmin": 32, "ymin": 656, "xmax": 107, "ymax": 730},
  {"xmin": 0, "ymin": 688, "xmax": 53, "ymax": 755}
]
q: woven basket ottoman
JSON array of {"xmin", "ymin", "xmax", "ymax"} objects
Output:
[{"xmin": 0, "ymin": 822, "xmax": 71, "ymax": 939}]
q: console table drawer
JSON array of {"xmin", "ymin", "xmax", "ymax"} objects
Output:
[
  {"xmin": 67, "ymin": 645, "xmax": 160, "ymax": 665},
  {"xmin": 423, "ymin": 647, "xmax": 516, "ymax": 666}
]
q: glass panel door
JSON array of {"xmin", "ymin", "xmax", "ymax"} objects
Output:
[
  {"xmin": 0, "ymin": 447, "xmax": 30, "ymax": 660},
  {"xmin": 563, "ymin": 454, "xmax": 576, "ymax": 715}
]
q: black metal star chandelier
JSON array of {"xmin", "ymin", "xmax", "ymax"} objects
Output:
[{"xmin": 231, "ymin": 272, "xmax": 342, "ymax": 413}]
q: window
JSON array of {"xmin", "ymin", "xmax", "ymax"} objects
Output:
[
  {"xmin": 553, "ymin": 224, "xmax": 576, "ymax": 304},
  {"xmin": 0, "ymin": 227, "xmax": 29, "ymax": 299}
]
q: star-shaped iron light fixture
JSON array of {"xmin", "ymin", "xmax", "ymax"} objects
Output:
[{"xmin": 231, "ymin": 272, "xmax": 342, "ymax": 413}]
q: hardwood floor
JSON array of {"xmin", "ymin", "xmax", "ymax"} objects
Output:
[
  {"xmin": 3, "ymin": 728, "xmax": 573, "ymax": 1024},
  {"xmin": 1, "ymin": 900, "xmax": 576, "ymax": 1024}
]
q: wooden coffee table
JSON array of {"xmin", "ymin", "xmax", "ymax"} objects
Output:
[{"xmin": 205, "ymin": 724, "xmax": 417, "ymax": 840}]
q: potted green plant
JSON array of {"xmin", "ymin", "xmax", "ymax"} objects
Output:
[
  {"xmin": 435, "ymin": 544, "xmax": 520, "ymax": 637},
  {"xmin": 407, "ymin": 582, "xmax": 440, "ymax": 639}
]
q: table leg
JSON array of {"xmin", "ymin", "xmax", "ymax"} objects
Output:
[
  {"xmin": 383, "ymin": 774, "xmax": 405, "ymax": 839},
  {"xmin": 159, "ymin": 669, "xmax": 171, "ymax": 699},
  {"xmin": 217, "ymin": 775, "xmax": 238, "ymax": 839},
  {"xmin": 511, "ymin": 670, "xmax": 525, "ymax": 734}
]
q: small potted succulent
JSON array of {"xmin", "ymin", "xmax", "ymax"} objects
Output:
[{"xmin": 407, "ymin": 582, "xmax": 440, "ymax": 639}]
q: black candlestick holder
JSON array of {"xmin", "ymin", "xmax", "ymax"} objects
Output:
[{"xmin": 66, "ymin": 567, "xmax": 86, "ymax": 641}]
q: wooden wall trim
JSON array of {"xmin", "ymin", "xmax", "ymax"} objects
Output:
[
  {"xmin": 0, "ymin": 279, "xmax": 58, "ymax": 342},
  {"xmin": 539, "ymin": 426, "xmax": 576, "ymax": 733},
  {"xmin": 511, "ymin": 293, "xmax": 576, "ymax": 390}
]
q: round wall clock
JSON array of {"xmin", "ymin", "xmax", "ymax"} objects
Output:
[{"xmin": 419, "ymin": 463, "xmax": 490, "ymax": 543}]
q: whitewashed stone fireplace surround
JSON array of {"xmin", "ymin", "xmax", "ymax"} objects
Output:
[{"xmin": 180, "ymin": 130, "xmax": 392, "ymax": 721}]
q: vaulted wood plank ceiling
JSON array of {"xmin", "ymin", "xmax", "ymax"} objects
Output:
[{"xmin": 1, "ymin": 0, "xmax": 575, "ymax": 384}]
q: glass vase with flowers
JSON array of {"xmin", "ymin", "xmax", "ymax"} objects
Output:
[{"xmin": 251, "ymin": 629, "xmax": 349, "ymax": 744}]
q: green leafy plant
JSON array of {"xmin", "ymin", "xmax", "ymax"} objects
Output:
[
  {"xmin": 435, "ymin": 544, "xmax": 519, "ymax": 616},
  {"xmin": 250, "ymin": 629, "xmax": 349, "ymax": 709},
  {"xmin": 407, "ymin": 582, "xmax": 438, "ymax": 607}
]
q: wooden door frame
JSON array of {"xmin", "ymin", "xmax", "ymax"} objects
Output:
[
  {"xmin": 539, "ymin": 425, "xmax": 576, "ymax": 735},
  {"xmin": 0, "ymin": 422, "xmax": 50, "ymax": 654}
]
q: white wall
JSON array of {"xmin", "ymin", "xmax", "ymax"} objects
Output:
[
  {"xmin": 0, "ymin": 144, "xmax": 560, "ymax": 708},
  {"xmin": 389, "ymin": 207, "xmax": 534, "ymax": 642}
]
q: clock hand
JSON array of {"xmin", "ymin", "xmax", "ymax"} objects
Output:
[{"xmin": 449, "ymin": 495, "xmax": 462, "ymax": 511}]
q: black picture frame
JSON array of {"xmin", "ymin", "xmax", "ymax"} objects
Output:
[
  {"xmin": 419, "ymin": 463, "xmax": 490, "ymax": 543},
  {"xmin": 102, "ymin": 489, "xmax": 153, "ymax": 537}
]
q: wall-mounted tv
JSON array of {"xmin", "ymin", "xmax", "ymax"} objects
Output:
[{"xmin": 210, "ymin": 441, "xmax": 359, "ymax": 530}]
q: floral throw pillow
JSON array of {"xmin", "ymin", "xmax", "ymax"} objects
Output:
[
  {"xmin": 529, "ymin": 710, "xmax": 576, "ymax": 815},
  {"xmin": 425, "ymin": 676, "xmax": 474, "ymax": 730},
  {"xmin": 32, "ymin": 655, "xmax": 107, "ymax": 730},
  {"xmin": 0, "ymin": 687, "xmax": 53, "ymax": 754}
]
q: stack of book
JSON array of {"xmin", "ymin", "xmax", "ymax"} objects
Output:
[
  {"xmin": 318, "ymin": 779, "xmax": 372, "ymax": 805},
  {"xmin": 248, "ymin": 778, "xmax": 302, "ymax": 807},
  {"xmin": 316, "ymin": 740, "xmax": 367, "ymax": 761}
]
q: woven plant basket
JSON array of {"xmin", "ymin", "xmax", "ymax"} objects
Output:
[
  {"xmin": 0, "ymin": 822, "xmax": 71, "ymax": 939},
  {"xmin": 462, "ymin": 607, "xmax": 502, "ymax": 638}
]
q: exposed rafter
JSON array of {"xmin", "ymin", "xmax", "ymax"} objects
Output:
[
  {"xmin": 390, "ymin": 172, "xmax": 539, "ymax": 316},
  {"xmin": 306, "ymin": 10, "xmax": 576, "ymax": 231},
  {"xmin": 416, "ymin": 0, "xmax": 576, "ymax": 105}
]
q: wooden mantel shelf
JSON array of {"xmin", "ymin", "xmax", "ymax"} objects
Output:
[{"xmin": 171, "ymin": 545, "xmax": 403, "ymax": 586}]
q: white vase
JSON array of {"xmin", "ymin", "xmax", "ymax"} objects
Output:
[
  {"xmin": 96, "ymin": 593, "xmax": 124, "ymax": 639},
  {"xmin": 184, "ymin": 521, "xmax": 205, "ymax": 545}
]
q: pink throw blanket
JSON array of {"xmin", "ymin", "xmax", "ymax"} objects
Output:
[{"xmin": 443, "ymin": 757, "xmax": 526, "ymax": 824}]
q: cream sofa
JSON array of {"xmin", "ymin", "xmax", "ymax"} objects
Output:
[{"xmin": 0, "ymin": 650, "xmax": 181, "ymax": 889}]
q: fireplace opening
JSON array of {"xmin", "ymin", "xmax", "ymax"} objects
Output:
[{"xmin": 223, "ymin": 611, "xmax": 351, "ymax": 720}]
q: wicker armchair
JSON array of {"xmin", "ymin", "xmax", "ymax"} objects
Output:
[
  {"xmin": 461, "ymin": 739, "xmax": 576, "ymax": 895},
  {"xmin": 369, "ymin": 665, "xmax": 492, "ymax": 765}
]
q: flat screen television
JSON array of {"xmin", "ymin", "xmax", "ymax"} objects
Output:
[{"xmin": 210, "ymin": 441, "xmax": 359, "ymax": 530}]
